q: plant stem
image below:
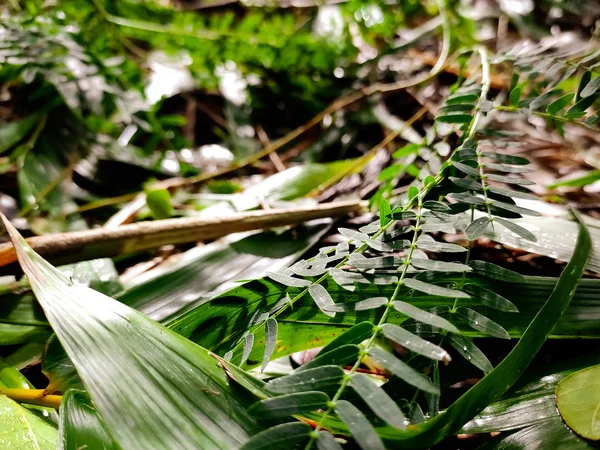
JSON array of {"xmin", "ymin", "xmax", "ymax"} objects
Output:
[
  {"xmin": 0, "ymin": 388, "xmax": 62, "ymax": 409},
  {"xmin": 495, "ymin": 105, "xmax": 599, "ymax": 132}
]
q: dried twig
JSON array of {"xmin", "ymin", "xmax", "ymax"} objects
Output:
[{"xmin": 0, "ymin": 200, "xmax": 366, "ymax": 266}]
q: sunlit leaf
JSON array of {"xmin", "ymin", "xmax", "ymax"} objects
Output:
[
  {"xmin": 410, "ymin": 258, "xmax": 472, "ymax": 273},
  {"xmin": 350, "ymin": 373, "xmax": 406, "ymax": 429},
  {"xmin": 393, "ymin": 301, "xmax": 460, "ymax": 333},
  {"xmin": 455, "ymin": 307, "xmax": 510, "ymax": 339},
  {"xmin": 335, "ymin": 400, "xmax": 384, "ymax": 450},
  {"xmin": 462, "ymin": 284, "xmax": 518, "ymax": 312},
  {"xmin": 249, "ymin": 391, "xmax": 329, "ymax": 419},
  {"xmin": 495, "ymin": 217, "xmax": 537, "ymax": 241},
  {"xmin": 0, "ymin": 395, "xmax": 57, "ymax": 450},
  {"xmin": 448, "ymin": 334, "xmax": 493, "ymax": 373},
  {"xmin": 403, "ymin": 278, "xmax": 469, "ymax": 299},
  {"xmin": 367, "ymin": 348, "xmax": 439, "ymax": 394},
  {"xmin": 469, "ymin": 260, "xmax": 526, "ymax": 282},
  {"xmin": 261, "ymin": 318, "xmax": 277, "ymax": 372},
  {"xmin": 316, "ymin": 431, "xmax": 343, "ymax": 450},
  {"xmin": 466, "ymin": 217, "xmax": 490, "ymax": 240},
  {"xmin": 380, "ymin": 324, "xmax": 451, "ymax": 362},
  {"xmin": 309, "ymin": 285, "xmax": 336, "ymax": 318}
]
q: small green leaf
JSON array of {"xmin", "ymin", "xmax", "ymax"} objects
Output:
[
  {"xmin": 261, "ymin": 318, "xmax": 278, "ymax": 371},
  {"xmin": 577, "ymin": 71, "xmax": 592, "ymax": 101},
  {"xmin": 266, "ymin": 366, "xmax": 344, "ymax": 394},
  {"xmin": 440, "ymin": 104, "xmax": 473, "ymax": 113},
  {"xmin": 488, "ymin": 186, "xmax": 538, "ymax": 200},
  {"xmin": 452, "ymin": 161, "xmax": 480, "ymax": 176},
  {"xmin": 448, "ymin": 334, "xmax": 493, "ymax": 373},
  {"xmin": 240, "ymin": 423, "xmax": 311, "ymax": 450},
  {"xmin": 410, "ymin": 258, "xmax": 472, "ymax": 273},
  {"xmin": 408, "ymin": 186, "xmax": 419, "ymax": 201},
  {"xmin": 145, "ymin": 187, "xmax": 174, "ymax": 220},
  {"xmin": 0, "ymin": 114, "xmax": 41, "ymax": 154},
  {"xmin": 466, "ymin": 217, "xmax": 490, "ymax": 240},
  {"xmin": 338, "ymin": 228, "xmax": 369, "ymax": 242},
  {"xmin": 455, "ymin": 307, "xmax": 510, "ymax": 339},
  {"xmin": 437, "ymin": 114, "xmax": 473, "ymax": 124},
  {"xmin": 335, "ymin": 400, "xmax": 385, "ymax": 450},
  {"xmin": 546, "ymin": 93, "xmax": 574, "ymax": 114},
  {"xmin": 509, "ymin": 86, "xmax": 522, "ymax": 107},
  {"xmin": 556, "ymin": 364, "xmax": 600, "ymax": 440},
  {"xmin": 485, "ymin": 174, "xmax": 535, "ymax": 185},
  {"xmin": 393, "ymin": 301, "xmax": 460, "ymax": 333},
  {"xmin": 469, "ymin": 260, "xmax": 526, "ymax": 282},
  {"xmin": 241, "ymin": 333, "xmax": 254, "ymax": 366},
  {"xmin": 488, "ymin": 199, "xmax": 541, "ymax": 216},
  {"xmin": 379, "ymin": 198, "xmax": 392, "ymax": 228},
  {"xmin": 380, "ymin": 324, "xmax": 451, "ymax": 362},
  {"xmin": 351, "ymin": 373, "xmax": 406, "ymax": 429},
  {"xmin": 367, "ymin": 348, "xmax": 439, "ymax": 394},
  {"xmin": 393, "ymin": 143, "xmax": 420, "ymax": 159},
  {"xmin": 296, "ymin": 345, "xmax": 360, "ymax": 372},
  {"xmin": 482, "ymin": 152, "xmax": 529, "ymax": 165},
  {"xmin": 387, "ymin": 209, "xmax": 417, "ymax": 220},
  {"xmin": 323, "ymin": 297, "xmax": 387, "ymax": 313},
  {"xmin": 320, "ymin": 322, "xmax": 374, "ymax": 354},
  {"xmin": 450, "ymin": 177, "xmax": 483, "ymax": 191},
  {"xmin": 462, "ymin": 284, "xmax": 518, "ymax": 312},
  {"xmin": 249, "ymin": 392, "xmax": 329, "ymax": 419},
  {"xmin": 415, "ymin": 239, "xmax": 466, "ymax": 253},
  {"xmin": 316, "ymin": 431, "xmax": 343, "ymax": 450},
  {"xmin": 403, "ymin": 278, "xmax": 470, "ymax": 299},
  {"xmin": 580, "ymin": 74, "xmax": 600, "ymax": 98},
  {"xmin": 309, "ymin": 285, "xmax": 336, "ymax": 318},
  {"xmin": 494, "ymin": 217, "xmax": 537, "ymax": 241},
  {"xmin": 422, "ymin": 201, "xmax": 451, "ymax": 212},
  {"xmin": 267, "ymin": 272, "xmax": 311, "ymax": 288}
]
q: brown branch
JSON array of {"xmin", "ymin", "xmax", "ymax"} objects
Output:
[{"xmin": 0, "ymin": 201, "xmax": 366, "ymax": 266}]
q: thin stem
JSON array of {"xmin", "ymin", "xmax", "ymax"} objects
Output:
[
  {"xmin": 0, "ymin": 388, "xmax": 62, "ymax": 409},
  {"xmin": 495, "ymin": 105, "xmax": 599, "ymax": 132}
]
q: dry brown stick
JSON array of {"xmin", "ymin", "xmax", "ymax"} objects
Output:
[{"xmin": 0, "ymin": 200, "xmax": 366, "ymax": 266}]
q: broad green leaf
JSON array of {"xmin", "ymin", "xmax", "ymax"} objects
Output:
[
  {"xmin": 410, "ymin": 258, "xmax": 472, "ymax": 273},
  {"xmin": 0, "ymin": 114, "xmax": 41, "ymax": 153},
  {"xmin": 296, "ymin": 344, "xmax": 360, "ymax": 371},
  {"xmin": 320, "ymin": 322, "xmax": 374, "ymax": 354},
  {"xmin": 466, "ymin": 217, "xmax": 490, "ymax": 240},
  {"xmin": 556, "ymin": 364, "xmax": 600, "ymax": 440},
  {"xmin": 240, "ymin": 423, "xmax": 311, "ymax": 450},
  {"xmin": 335, "ymin": 400, "xmax": 385, "ymax": 450},
  {"xmin": 351, "ymin": 373, "xmax": 406, "ymax": 429},
  {"xmin": 448, "ymin": 334, "xmax": 493, "ymax": 373},
  {"xmin": 249, "ymin": 391, "xmax": 329, "ymax": 419},
  {"xmin": 0, "ymin": 395, "xmax": 57, "ymax": 450},
  {"xmin": 469, "ymin": 260, "xmax": 526, "ymax": 282},
  {"xmin": 265, "ymin": 366, "xmax": 344, "ymax": 394},
  {"xmin": 407, "ymin": 186, "xmax": 419, "ymax": 201},
  {"xmin": 495, "ymin": 217, "xmax": 537, "ymax": 241},
  {"xmin": 316, "ymin": 431, "xmax": 343, "ymax": 450},
  {"xmin": 145, "ymin": 187, "xmax": 174, "ymax": 219},
  {"xmin": 1, "ymin": 215, "xmax": 263, "ymax": 450},
  {"xmin": 488, "ymin": 199, "xmax": 541, "ymax": 216},
  {"xmin": 462, "ymin": 284, "xmax": 518, "ymax": 312},
  {"xmin": 261, "ymin": 318, "xmax": 277, "ymax": 372},
  {"xmin": 393, "ymin": 301, "xmax": 460, "ymax": 333},
  {"xmin": 59, "ymin": 390, "xmax": 119, "ymax": 450},
  {"xmin": 380, "ymin": 324, "xmax": 450, "ymax": 362},
  {"xmin": 455, "ymin": 307, "xmax": 510, "ymax": 339},
  {"xmin": 403, "ymin": 278, "xmax": 469, "ymax": 299},
  {"xmin": 367, "ymin": 348, "xmax": 439, "ymax": 394},
  {"xmin": 446, "ymin": 94, "xmax": 479, "ymax": 104}
]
